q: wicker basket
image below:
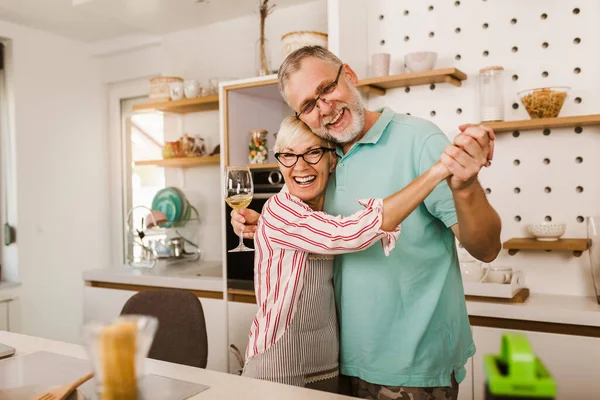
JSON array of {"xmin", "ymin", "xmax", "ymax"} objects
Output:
[
  {"xmin": 149, "ymin": 76, "xmax": 183, "ymax": 101},
  {"xmin": 281, "ymin": 31, "xmax": 328, "ymax": 61}
]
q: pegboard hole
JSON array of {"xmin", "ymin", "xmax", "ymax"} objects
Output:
[
  {"xmin": 542, "ymin": 71, "xmax": 549, "ymax": 78},
  {"xmin": 576, "ymin": 186, "xmax": 584, "ymax": 193},
  {"xmin": 379, "ymin": 14, "xmax": 384, "ymax": 20},
  {"xmin": 429, "ymin": 32, "xmax": 435, "ymax": 38},
  {"xmin": 575, "ymin": 126, "xmax": 583, "ymax": 134},
  {"xmin": 513, "ymin": 159, "xmax": 520, "ymax": 166},
  {"xmin": 485, "ymin": 188, "xmax": 491, "ymax": 194},
  {"xmin": 542, "ymin": 42, "xmax": 549, "ymax": 49},
  {"xmin": 574, "ymin": 37, "xmax": 581, "ymax": 44},
  {"xmin": 577, "ymin": 216, "xmax": 585, "ymax": 223},
  {"xmin": 575, "ymin": 156, "xmax": 583, "ymax": 163},
  {"xmin": 512, "ymin": 103, "xmax": 519, "ymax": 110},
  {"xmin": 430, "ymin": 110, "xmax": 436, "ymax": 117},
  {"xmin": 512, "ymin": 74, "xmax": 518, "ymax": 81},
  {"xmin": 406, "ymin": 113, "xmax": 411, "ymax": 116},
  {"xmin": 405, "ymin": 87, "xmax": 411, "ymax": 93},
  {"xmin": 574, "ymin": 67, "xmax": 581, "ymax": 74},
  {"xmin": 455, "ymin": 1, "xmax": 460, "ymax": 6},
  {"xmin": 573, "ymin": 8, "xmax": 580, "ymax": 15},
  {"xmin": 456, "ymin": 108, "xmax": 463, "ymax": 115},
  {"xmin": 404, "ymin": 36, "xmax": 410, "ymax": 42},
  {"xmin": 541, "ymin": 13, "xmax": 548, "ymax": 20},
  {"xmin": 428, "ymin": 5, "xmax": 434, "ymax": 11},
  {"xmin": 545, "ymin": 216, "xmax": 552, "ymax": 222},
  {"xmin": 380, "ymin": 40, "xmax": 386, "ymax": 46},
  {"xmin": 455, "ymin": 54, "xmax": 462, "ymax": 61},
  {"xmin": 512, "ymin": 130, "xmax": 520, "ymax": 137},
  {"xmin": 404, "ymin": 10, "xmax": 409, "ymax": 16},
  {"xmin": 543, "ymin": 158, "xmax": 550, "ymax": 165},
  {"xmin": 514, "ymin": 187, "xmax": 521, "ymax": 194},
  {"xmin": 455, "ymin": 27, "xmax": 461, "ymax": 34},
  {"xmin": 543, "ymin": 128, "xmax": 551, "ymax": 136},
  {"xmin": 515, "ymin": 216, "xmax": 522, "ymax": 222},
  {"xmin": 511, "ymin": 18, "xmax": 517, "ymax": 25},
  {"xmin": 483, "ymin": 50, "xmax": 489, "ymax": 57},
  {"xmin": 544, "ymin": 187, "xmax": 552, "ymax": 193},
  {"xmin": 483, "ymin": 23, "xmax": 489, "ymax": 29},
  {"xmin": 575, "ymin": 97, "xmax": 582, "ymax": 104},
  {"xmin": 511, "ymin": 46, "xmax": 518, "ymax": 53},
  {"xmin": 430, "ymin": 84, "xmax": 436, "ymax": 90}
]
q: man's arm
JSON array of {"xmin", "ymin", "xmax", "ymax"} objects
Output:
[{"xmin": 442, "ymin": 124, "xmax": 502, "ymax": 263}]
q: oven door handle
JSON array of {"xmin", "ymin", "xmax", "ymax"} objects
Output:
[{"xmin": 253, "ymin": 193, "xmax": 276, "ymax": 200}]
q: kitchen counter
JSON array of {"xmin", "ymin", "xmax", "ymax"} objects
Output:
[
  {"xmin": 467, "ymin": 293, "xmax": 600, "ymax": 335},
  {"xmin": 0, "ymin": 331, "xmax": 351, "ymax": 400},
  {"xmin": 230, "ymin": 288, "xmax": 600, "ymax": 332},
  {"xmin": 83, "ymin": 261, "xmax": 223, "ymax": 293}
]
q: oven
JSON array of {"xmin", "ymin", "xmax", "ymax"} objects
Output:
[{"xmin": 226, "ymin": 166, "xmax": 283, "ymax": 290}]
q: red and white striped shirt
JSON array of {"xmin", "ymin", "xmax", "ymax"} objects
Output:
[{"xmin": 245, "ymin": 186, "xmax": 401, "ymax": 362}]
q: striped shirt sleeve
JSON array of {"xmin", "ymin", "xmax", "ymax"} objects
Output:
[{"xmin": 261, "ymin": 192, "xmax": 401, "ymax": 256}]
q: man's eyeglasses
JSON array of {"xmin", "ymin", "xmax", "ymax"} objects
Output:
[
  {"xmin": 295, "ymin": 64, "xmax": 344, "ymax": 119},
  {"xmin": 274, "ymin": 147, "xmax": 336, "ymax": 168}
]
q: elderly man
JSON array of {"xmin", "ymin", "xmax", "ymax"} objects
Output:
[{"xmin": 232, "ymin": 46, "xmax": 501, "ymax": 400}]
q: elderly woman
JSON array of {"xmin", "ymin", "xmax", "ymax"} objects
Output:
[{"xmin": 241, "ymin": 116, "xmax": 450, "ymax": 392}]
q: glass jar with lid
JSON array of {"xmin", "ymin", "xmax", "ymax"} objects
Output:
[
  {"xmin": 249, "ymin": 129, "xmax": 268, "ymax": 164},
  {"xmin": 479, "ymin": 66, "xmax": 505, "ymax": 122}
]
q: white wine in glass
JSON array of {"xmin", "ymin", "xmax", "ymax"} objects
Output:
[{"xmin": 225, "ymin": 166, "xmax": 254, "ymax": 252}]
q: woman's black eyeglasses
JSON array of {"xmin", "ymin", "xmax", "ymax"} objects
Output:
[
  {"xmin": 274, "ymin": 147, "xmax": 336, "ymax": 168},
  {"xmin": 295, "ymin": 64, "xmax": 344, "ymax": 119}
]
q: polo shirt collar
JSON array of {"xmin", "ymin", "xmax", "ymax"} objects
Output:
[{"xmin": 336, "ymin": 107, "xmax": 395, "ymax": 157}]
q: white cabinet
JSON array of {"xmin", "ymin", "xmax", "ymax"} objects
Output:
[
  {"xmin": 83, "ymin": 286, "xmax": 228, "ymax": 372},
  {"xmin": 227, "ymin": 301, "xmax": 258, "ymax": 374},
  {"xmin": 458, "ymin": 357, "xmax": 473, "ymax": 400},
  {"xmin": 472, "ymin": 326, "xmax": 600, "ymax": 400},
  {"xmin": 0, "ymin": 302, "xmax": 7, "ymax": 331}
]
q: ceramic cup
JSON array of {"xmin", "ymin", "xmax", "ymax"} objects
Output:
[
  {"xmin": 169, "ymin": 81, "xmax": 184, "ymax": 101},
  {"xmin": 371, "ymin": 53, "xmax": 391, "ymax": 77},
  {"xmin": 460, "ymin": 260, "xmax": 485, "ymax": 283},
  {"xmin": 485, "ymin": 266, "xmax": 513, "ymax": 284},
  {"xmin": 183, "ymin": 80, "xmax": 200, "ymax": 99}
]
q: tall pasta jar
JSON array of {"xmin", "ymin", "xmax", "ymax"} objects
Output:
[
  {"xmin": 249, "ymin": 129, "xmax": 268, "ymax": 164},
  {"xmin": 479, "ymin": 66, "xmax": 505, "ymax": 122}
]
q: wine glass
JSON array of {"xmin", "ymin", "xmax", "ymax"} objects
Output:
[{"xmin": 225, "ymin": 166, "xmax": 254, "ymax": 252}]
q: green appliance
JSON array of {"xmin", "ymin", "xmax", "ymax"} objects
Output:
[{"xmin": 484, "ymin": 333, "xmax": 556, "ymax": 399}]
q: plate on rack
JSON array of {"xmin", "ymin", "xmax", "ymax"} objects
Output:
[{"xmin": 151, "ymin": 188, "xmax": 184, "ymax": 227}]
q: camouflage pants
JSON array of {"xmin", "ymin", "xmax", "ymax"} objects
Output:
[{"xmin": 346, "ymin": 374, "xmax": 458, "ymax": 400}]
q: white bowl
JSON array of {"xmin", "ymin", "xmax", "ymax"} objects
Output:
[
  {"xmin": 404, "ymin": 52, "xmax": 437, "ymax": 73},
  {"xmin": 526, "ymin": 223, "xmax": 566, "ymax": 241}
]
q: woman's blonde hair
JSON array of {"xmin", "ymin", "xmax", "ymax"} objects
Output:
[{"xmin": 274, "ymin": 116, "xmax": 333, "ymax": 153}]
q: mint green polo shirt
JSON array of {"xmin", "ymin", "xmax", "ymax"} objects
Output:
[{"xmin": 324, "ymin": 107, "xmax": 475, "ymax": 387}]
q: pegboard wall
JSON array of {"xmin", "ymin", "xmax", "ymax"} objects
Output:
[{"xmin": 364, "ymin": 0, "xmax": 600, "ymax": 297}]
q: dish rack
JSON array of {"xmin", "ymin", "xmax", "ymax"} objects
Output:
[
  {"xmin": 125, "ymin": 205, "xmax": 202, "ymax": 269},
  {"xmin": 463, "ymin": 270, "xmax": 529, "ymax": 302}
]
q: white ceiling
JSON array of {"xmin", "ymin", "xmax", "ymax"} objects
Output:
[{"xmin": 0, "ymin": 0, "xmax": 311, "ymax": 43}]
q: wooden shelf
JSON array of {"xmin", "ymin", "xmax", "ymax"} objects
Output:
[
  {"xmin": 485, "ymin": 114, "xmax": 600, "ymax": 133},
  {"xmin": 134, "ymin": 155, "xmax": 220, "ymax": 168},
  {"xmin": 503, "ymin": 238, "xmax": 591, "ymax": 257},
  {"xmin": 246, "ymin": 163, "xmax": 279, "ymax": 170},
  {"xmin": 132, "ymin": 95, "xmax": 219, "ymax": 114},
  {"xmin": 357, "ymin": 68, "xmax": 467, "ymax": 96}
]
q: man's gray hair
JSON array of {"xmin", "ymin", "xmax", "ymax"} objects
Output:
[{"xmin": 277, "ymin": 46, "xmax": 343, "ymax": 99}]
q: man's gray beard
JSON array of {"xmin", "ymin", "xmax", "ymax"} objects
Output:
[{"xmin": 312, "ymin": 84, "xmax": 365, "ymax": 145}]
